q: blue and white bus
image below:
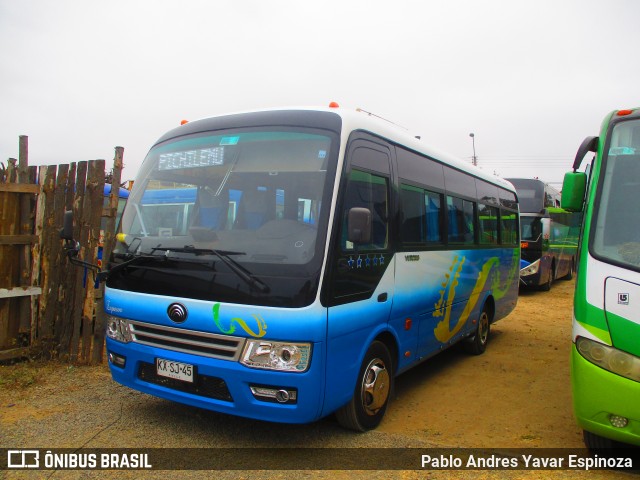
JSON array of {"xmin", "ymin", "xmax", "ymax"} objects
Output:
[
  {"xmin": 104, "ymin": 106, "xmax": 520, "ymax": 430},
  {"xmin": 506, "ymin": 178, "xmax": 581, "ymax": 290}
]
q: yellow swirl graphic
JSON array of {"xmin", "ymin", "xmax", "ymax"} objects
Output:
[
  {"xmin": 433, "ymin": 252, "xmax": 518, "ymax": 343},
  {"xmin": 212, "ymin": 303, "xmax": 267, "ymax": 338}
]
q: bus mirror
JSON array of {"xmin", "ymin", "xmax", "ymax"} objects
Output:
[
  {"xmin": 561, "ymin": 172, "xmax": 587, "ymax": 212},
  {"xmin": 572, "ymin": 136, "xmax": 598, "ymax": 172},
  {"xmin": 347, "ymin": 207, "xmax": 371, "ymax": 244},
  {"xmin": 60, "ymin": 210, "xmax": 75, "ymax": 241}
]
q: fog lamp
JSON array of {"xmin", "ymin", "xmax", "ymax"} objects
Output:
[
  {"xmin": 250, "ymin": 385, "xmax": 298, "ymax": 404},
  {"xmin": 609, "ymin": 414, "xmax": 629, "ymax": 429},
  {"xmin": 108, "ymin": 352, "xmax": 126, "ymax": 368}
]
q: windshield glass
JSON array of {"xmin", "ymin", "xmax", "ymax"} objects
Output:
[
  {"xmin": 592, "ymin": 118, "xmax": 640, "ymax": 269},
  {"xmin": 118, "ymin": 128, "xmax": 334, "ymax": 267},
  {"xmin": 520, "ymin": 216, "xmax": 542, "ymax": 241}
]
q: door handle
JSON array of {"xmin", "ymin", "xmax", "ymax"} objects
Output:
[{"xmin": 377, "ymin": 292, "xmax": 388, "ymax": 302}]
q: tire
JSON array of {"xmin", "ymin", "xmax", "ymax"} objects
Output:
[
  {"xmin": 583, "ymin": 430, "xmax": 617, "ymax": 449},
  {"xmin": 539, "ymin": 267, "xmax": 553, "ymax": 291},
  {"xmin": 562, "ymin": 259, "xmax": 575, "ymax": 281},
  {"xmin": 336, "ymin": 341, "xmax": 393, "ymax": 432},
  {"xmin": 465, "ymin": 305, "xmax": 491, "ymax": 355}
]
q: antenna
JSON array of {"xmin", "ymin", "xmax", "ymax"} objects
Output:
[{"xmin": 356, "ymin": 108, "xmax": 408, "ymax": 130}]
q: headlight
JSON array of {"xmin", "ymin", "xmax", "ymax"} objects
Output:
[
  {"xmin": 576, "ymin": 336, "xmax": 640, "ymax": 381},
  {"xmin": 520, "ymin": 259, "xmax": 540, "ymax": 276},
  {"xmin": 241, "ymin": 340, "xmax": 311, "ymax": 372},
  {"xmin": 106, "ymin": 316, "xmax": 132, "ymax": 343}
]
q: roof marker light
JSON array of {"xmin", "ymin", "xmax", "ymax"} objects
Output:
[
  {"xmin": 617, "ymin": 109, "xmax": 633, "ymax": 116},
  {"xmin": 329, "ymin": 102, "xmax": 340, "ymax": 108},
  {"xmin": 180, "ymin": 119, "xmax": 189, "ymax": 125}
]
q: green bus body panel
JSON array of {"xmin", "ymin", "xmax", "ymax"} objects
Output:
[
  {"xmin": 607, "ymin": 311, "xmax": 640, "ymax": 355},
  {"xmin": 572, "ymin": 345, "xmax": 640, "ymax": 445},
  {"xmin": 573, "ymin": 274, "xmax": 611, "ymax": 344}
]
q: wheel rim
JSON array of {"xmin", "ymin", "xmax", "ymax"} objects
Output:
[
  {"xmin": 478, "ymin": 311, "xmax": 489, "ymax": 345},
  {"xmin": 360, "ymin": 357, "xmax": 390, "ymax": 416}
]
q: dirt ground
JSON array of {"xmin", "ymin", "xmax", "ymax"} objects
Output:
[{"xmin": 0, "ymin": 278, "xmax": 629, "ymax": 479}]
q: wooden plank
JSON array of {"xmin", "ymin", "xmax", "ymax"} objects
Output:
[
  {"xmin": 0, "ymin": 163, "xmax": 20, "ymax": 349},
  {"xmin": 30, "ymin": 166, "xmax": 47, "ymax": 343},
  {"xmin": 37, "ymin": 165, "xmax": 60, "ymax": 344},
  {"xmin": 0, "ymin": 287, "xmax": 42, "ymax": 298},
  {"xmin": 49, "ymin": 164, "xmax": 69, "ymax": 349},
  {"xmin": 0, "ymin": 346, "xmax": 30, "ymax": 362},
  {"xmin": 81, "ymin": 159, "xmax": 105, "ymax": 362},
  {"xmin": 0, "ymin": 184, "xmax": 41, "ymax": 193},
  {"xmin": 0, "ymin": 235, "xmax": 38, "ymax": 245},
  {"xmin": 5, "ymin": 158, "xmax": 17, "ymax": 183},
  {"xmin": 93, "ymin": 147, "xmax": 124, "ymax": 363},
  {"xmin": 62, "ymin": 161, "xmax": 87, "ymax": 360}
]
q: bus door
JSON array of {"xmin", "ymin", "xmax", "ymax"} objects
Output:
[{"xmin": 324, "ymin": 137, "xmax": 395, "ymax": 409}]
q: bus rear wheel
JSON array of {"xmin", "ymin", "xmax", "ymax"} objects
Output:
[
  {"xmin": 336, "ymin": 341, "xmax": 393, "ymax": 432},
  {"xmin": 465, "ymin": 306, "xmax": 491, "ymax": 355}
]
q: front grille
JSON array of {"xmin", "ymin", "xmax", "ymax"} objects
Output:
[
  {"xmin": 138, "ymin": 362, "xmax": 233, "ymax": 401},
  {"xmin": 128, "ymin": 320, "xmax": 245, "ymax": 361}
]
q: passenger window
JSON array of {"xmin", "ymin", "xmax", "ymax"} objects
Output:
[
  {"xmin": 478, "ymin": 204, "xmax": 499, "ymax": 245},
  {"xmin": 500, "ymin": 210, "xmax": 518, "ymax": 245},
  {"xmin": 447, "ymin": 196, "xmax": 475, "ymax": 244},
  {"xmin": 400, "ymin": 184, "xmax": 443, "ymax": 245}
]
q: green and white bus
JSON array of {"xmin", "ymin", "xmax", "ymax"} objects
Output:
[{"xmin": 562, "ymin": 107, "xmax": 640, "ymax": 448}]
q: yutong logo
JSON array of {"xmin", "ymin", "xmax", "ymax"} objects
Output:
[{"xmin": 167, "ymin": 303, "xmax": 188, "ymax": 323}]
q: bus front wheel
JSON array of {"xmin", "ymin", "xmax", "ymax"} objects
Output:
[
  {"xmin": 336, "ymin": 341, "xmax": 393, "ymax": 432},
  {"xmin": 583, "ymin": 430, "xmax": 620, "ymax": 449}
]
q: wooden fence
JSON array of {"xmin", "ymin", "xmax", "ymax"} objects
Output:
[{"xmin": 0, "ymin": 136, "xmax": 124, "ymax": 363}]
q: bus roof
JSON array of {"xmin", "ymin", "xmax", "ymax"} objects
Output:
[
  {"xmin": 104, "ymin": 184, "xmax": 130, "ymax": 198},
  {"xmin": 152, "ymin": 106, "xmax": 516, "ymax": 194}
]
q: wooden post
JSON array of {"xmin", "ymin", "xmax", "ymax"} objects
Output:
[
  {"xmin": 18, "ymin": 136, "xmax": 32, "ymax": 335},
  {"xmin": 92, "ymin": 147, "xmax": 124, "ymax": 363}
]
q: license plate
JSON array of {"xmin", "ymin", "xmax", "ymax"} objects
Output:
[{"xmin": 156, "ymin": 358, "xmax": 194, "ymax": 383}]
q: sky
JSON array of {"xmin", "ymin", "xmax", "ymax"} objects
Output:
[{"xmin": 1, "ymin": 0, "xmax": 638, "ymax": 185}]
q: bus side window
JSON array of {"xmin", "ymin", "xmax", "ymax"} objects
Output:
[
  {"xmin": 447, "ymin": 196, "xmax": 475, "ymax": 244},
  {"xmin": 341, "ymin": 169, "xmax": 389, "ymax": 250},
  {"xmin": 500, "ymin": 210, "xmax": 518, "ymax": 245},
  {"xmin": 478, "ymin": 204, "xmax": 499, "ymax": 245},
  {"xmin": 400, "ymin": 184, "xmax": 443, "ymax": 245}
]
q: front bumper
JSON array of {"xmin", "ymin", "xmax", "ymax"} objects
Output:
[
  {"xmin": 106, "ymin": 337, "xmax": 326, "ymax": 424},
  {"xmin": 572, "ymin": 344, "xmax": 640, "ymax": 446}
]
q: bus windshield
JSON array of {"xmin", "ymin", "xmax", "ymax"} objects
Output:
[
  {"xmin": 520, "ymin": 216, "xmax": 542, "ymax": 241},
  {"xmin": 119, "ymin": 129, "xmax": 333, "ymax": 265},
  {"xmin": 592, "ymin": 118, "xmax": 640, "ymax": 269}
]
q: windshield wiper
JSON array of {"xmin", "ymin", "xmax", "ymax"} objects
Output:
[
  {"xmin": 152, "ymin": 245, "xmax": 270, "ymax": 294},
  {"xmin": 98, "ymin": 252, "xmax": 166, "ymax": 281}
]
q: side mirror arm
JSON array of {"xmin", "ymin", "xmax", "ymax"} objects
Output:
[{"xmin": 59, "ymin": 210, "xmax": 105, "ymax": 280}]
